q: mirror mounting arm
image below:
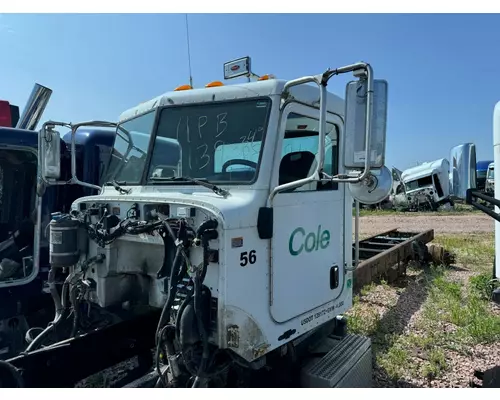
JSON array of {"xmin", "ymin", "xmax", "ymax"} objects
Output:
[
  {"xmin": 268, "ymin": 62, "xmax": 374, "ymax": 207},
  {"xmin": 40, "ymin": 120, "xmax": 118, "ymax": 194}
]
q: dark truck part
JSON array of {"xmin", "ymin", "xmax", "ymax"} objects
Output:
[
  {"xmin": 466, "ymin": 188, "xmax": 500, "ymax": 223},
  {"xmin": 0, "ymin": 125, "xmax": 115, "ymax": 361},
  {"xmin": 2, "ymin": 309, "xmax": 160, "ymax": 388}
]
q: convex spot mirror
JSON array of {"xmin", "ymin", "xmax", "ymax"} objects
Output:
[
  {"xmin": 343, "ymin": 79, "xmax": 388, "ymax": 170},
  {"xmin": 39, "ymin": 124, "xmax": 61, "ymax": 181}
]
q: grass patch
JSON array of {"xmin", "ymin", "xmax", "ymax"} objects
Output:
[
  {"xmin": 346, "ymin": 233, "xmax": 499, "ymax": 385},
  {"xmin": 377, "ymin": 343, "xmax": 411, "ymax": 380},
  {"xmin": 469, "ymin": 273, "xmax": 500, "ymax": 301},
  {"xmin": 422, "ymin": 348, "xmax": 448, "ymax": 380},
  {"xmin": 347, "ymin": 303, "xmax": 381, "ymax": 337},
  {"xmin": 433, "ymin": 233, "xmax": 494, "ymax": 273},
  {"xmin": 353, "ymin": 202, "xmax": 479, "ymax": 217},
  {"xmin": 422, "ymin": 271, "xmax": 500, "ymax": 346}
]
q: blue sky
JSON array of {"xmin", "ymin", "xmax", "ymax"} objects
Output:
[{"xmin": 1, "ymin": 13, "xmax": 500, "ymax": 170}]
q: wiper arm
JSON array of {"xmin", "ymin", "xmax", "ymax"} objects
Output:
[
  {"xmin": 105, "ymin": 180, "xmax": 131, "ymax": 195},
  {"xmin": 150, "ymin": 176, "xmax": 230, "ymax": 198}
]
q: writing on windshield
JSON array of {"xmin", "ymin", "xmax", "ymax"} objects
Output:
[{"xmin": 147, "ymin": 98, "xmax": 271, "ymax": 184}]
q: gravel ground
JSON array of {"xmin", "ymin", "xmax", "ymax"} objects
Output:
[
  {"xmin": 354, "ymin": 213, "xmax": 494, "ymax": 236},
  {"xmin": 349, "ymin": 211, "xmax": 500, "ymax": 388}
]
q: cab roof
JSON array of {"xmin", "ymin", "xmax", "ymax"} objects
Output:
[
  {"xmin": 0, "ymin": 127, "xmax": 39, "ymax": 149},
  {"xmin": 118, "ymin": 79, "xmax": 345, "ymax": 123},
  {"xmin": 401, "ymin": 158, "xmax": 449, "ymax": 182}
]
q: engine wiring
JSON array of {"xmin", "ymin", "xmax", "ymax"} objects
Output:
[{"xmin": 63, "ymin": 203, "xmax": 227, "ymax": 388}]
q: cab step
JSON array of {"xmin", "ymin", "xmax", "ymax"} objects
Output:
[{"xmin": 300, "ymin": 334, "xmax": 372, "ymax": 388}]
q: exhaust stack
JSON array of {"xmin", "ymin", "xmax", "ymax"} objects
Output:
[{"xmin": 16, "ymin": 83, "xmax": 52, "ymax": 131}]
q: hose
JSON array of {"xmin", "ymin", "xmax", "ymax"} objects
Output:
[
  {"xmin": 70, "ymin": 285, "xmax": 81, "ymax": 337},
  {"xmin": 191, "ymin": 272, "xmax": 210, "ymax": 388},
  {"xmin": 155, "ymin": 246, "xmax": 184, "ymax": 344},
  {"xmin": 26, "ymin": 268, "xmax": 76, "ymax": 352},
  {"xmin": 25, "ymin": 327, "xmax": 44, "ymax": 345},
  {"xmin": 48, "ymin": 267, "xmax": 63, "ymax": 320},
  {"xmin": 25, "ymin": 268, "xmax": 69, "ymax": 352}
]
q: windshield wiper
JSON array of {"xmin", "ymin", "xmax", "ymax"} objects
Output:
[
  {"xmin": 150, "ymin": 176, "xmax": 230, "ymax": 198},
  {"xmin": 105, "ymin": 180, "xmax": 131, "ymax": 195}
]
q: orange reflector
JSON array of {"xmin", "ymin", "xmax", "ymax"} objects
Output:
[
  {"xmin": 174, "ymin": 84, "xmax": 193, "ymax": 91},
  {"xmin": 205, "ymin": 81, "xmax": 224, "ymax": 88},
  {"xmin": 258, "ymin": 74, "xmax": 275, "ymax": 81}
]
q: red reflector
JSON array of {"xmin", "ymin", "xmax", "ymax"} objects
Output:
[
  {"xmin": 0, "ymin": 101, "xmax": 12, "ymax": 128},
  {"xmin": 231, "ymin": 65, "xmax": 240, "ymax": 71},
  {"xmin": 297, "ymin": 125, "xmax": 307, "ymax": 129}
]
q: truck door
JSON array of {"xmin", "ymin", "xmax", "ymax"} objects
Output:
[{"xmin": 270, "ymin": 102, "xmax": 345, "ymax": 323}]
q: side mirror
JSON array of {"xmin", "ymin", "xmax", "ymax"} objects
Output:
[
  {"xmin": 343, "ymin": 79, "xmax": 388, "ymax": 170},
  {"xmin": 39, "ymin": 124, "xmax": 61, "ymax": 181}
]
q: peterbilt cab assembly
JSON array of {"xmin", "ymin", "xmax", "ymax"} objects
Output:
[{"xmin": 1, "ymin": 59, "xmax": 392, "ymax": 388}]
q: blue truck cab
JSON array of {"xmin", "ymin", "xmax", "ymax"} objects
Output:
[{"xmin": 0, "ymin": 126, "xmax": 115, "ymax": 359}]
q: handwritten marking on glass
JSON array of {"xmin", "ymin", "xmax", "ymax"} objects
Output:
[
  {"xmin": 198, "ymin": 116, "xmax": 207, "ymax": 139},
  {"xmin": 197, "ymin": 144, "xmax": 210, "ymax": 170},
  {"xmin": 216, "ymin": 113, "xmax": 228, "ymax": 138}
]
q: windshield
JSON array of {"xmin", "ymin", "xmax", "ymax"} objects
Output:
[
  {"xmin": 146, "ymin": 98, "xmax": 271, "ymax": 184},
  {"xmin": 105, "ymin": 111, "xmax": 156, "ymax": 184},
  {"xmin": 488, "ymin": 167, "xmax": 494, "ymax": 180},
  {"xmin": 405, "ymin": 174, "xmax": 433, "ymax": 192}
]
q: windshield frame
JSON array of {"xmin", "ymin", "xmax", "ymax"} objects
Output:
[
  {"xmin": 404, "ymin": 174, "xmax": 434, "ymax": 192},
  {"xmin": 144, "ymin": 96, "xmax": 273, "ymax": 187},
  {"xmin": 105, "ymin": 109, "xmax": 158, "ymax": 185}
]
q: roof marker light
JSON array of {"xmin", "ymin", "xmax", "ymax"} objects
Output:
[
  {"xmin": 258, "ymin": 74, "xmax": 276, "ymax": 81},
  {"xmin": 205, "ymin": 81, "xmax": 224, "ymax": 88},
  {"xmin": 174, "ymin": 84, "xmax": 193, "ymax": 91}
]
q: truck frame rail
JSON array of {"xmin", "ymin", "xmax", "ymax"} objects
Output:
[{"xmin": 352, "ymin": 229, "xmax": 435, "ymax": 291}]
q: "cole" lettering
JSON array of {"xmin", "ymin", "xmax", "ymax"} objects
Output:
[{"xmin": 288, "ymin": 225, "xmax": 331, "ymax": 256}]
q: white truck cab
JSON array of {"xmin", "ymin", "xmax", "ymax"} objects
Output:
[
  {"xmin": 486, "ymin": 162, "xmax": 495, "ymax": 195},
  {"xmin": 36, "ymin": 59, "xmax": 391, "ymax": 387},
  {"xmin": 394, "ymin": 158, "xmax": 450, "ymax": 210}
]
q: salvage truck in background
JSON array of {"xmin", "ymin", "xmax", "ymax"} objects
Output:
[
  {"xmin": 0, "ymin": 85, "xmax": 116, "ymax": 360},
  {"xmin": 1, "ymin": 58, "xmax": 397, "ymax": 388}
]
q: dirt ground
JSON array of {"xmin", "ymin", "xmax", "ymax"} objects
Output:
[{"xmin": 354, "ymin": 213, "xmax": 494, "ymax": 236}]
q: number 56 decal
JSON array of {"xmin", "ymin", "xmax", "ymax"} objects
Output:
[{"xmin": 240, "ymin": 250, "xmax": 256, "ymax": 267}]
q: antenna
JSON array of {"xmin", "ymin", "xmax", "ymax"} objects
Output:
[{"xmin": 185, "ymin": 14, "xmax": 193, "ymax": 88}]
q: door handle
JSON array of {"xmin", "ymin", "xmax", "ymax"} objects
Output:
[{"xmin": 330, "ymin": 265, "xmax": 339, "ymax": 289}]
